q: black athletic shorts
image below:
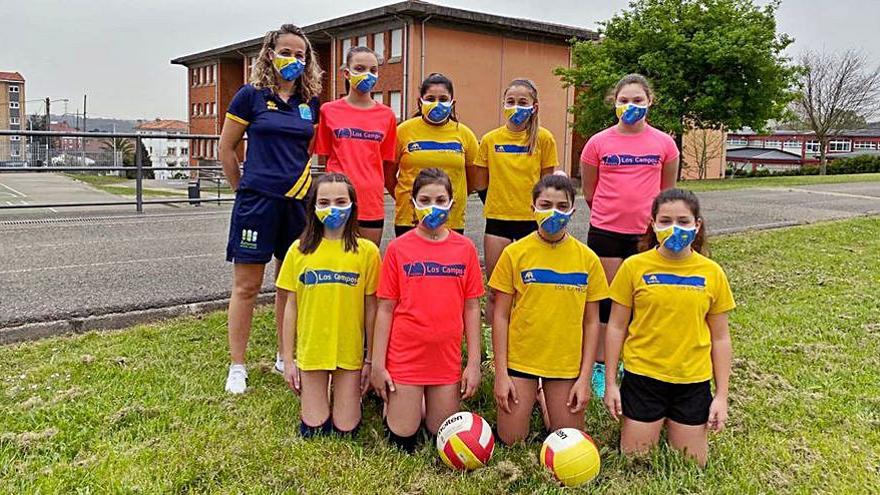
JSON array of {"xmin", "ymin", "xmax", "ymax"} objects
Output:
[
  {"xmin": 485, "ymin": 219, "xmax": 537, "ymax": 241},
  {"xmin": 507, "ymin": 368, "xmax": 566, "ymax": 381},
  {"xmin": 226, "ymin": 189, "xmax": 306, "ymax": 264},
  {"xmin": 620, "ymin": 370, "xmax": 712, "ymax": 426},
  {"xmin": 359, "ymin": 218, "xmax": 385, "ymax": 230},
  {"xmin": 587, "ymin": 224, "xmax": 642, "ymax": 323},
  {"xmin": 394, "ymin": 225, "xmax": 464, "ymax": 237}
]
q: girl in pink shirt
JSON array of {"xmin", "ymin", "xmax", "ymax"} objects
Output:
[{"xmin": 579, "ymin": 74, "xmax": 680, "ymax": 399}]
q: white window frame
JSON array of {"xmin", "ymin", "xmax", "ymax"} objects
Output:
[
  {"xmin": 764, "ymin": 140, "xmax": 782, "ymax": 149},
  {"xmin": 372, "ymin": 92, "xmax": 384, "ymax": 104},
  {"xmin": 828, "ymin": 139, "xmax": 851, "ymax": 152},
  {"xmin": 181, "ymin": 147, "xmax": 189, "ymax": 156},
  {"xmin": 390, "ymin": 29, "xmax": 403, "ymax": 59},
  {"xmin": 805, "ymin": 140, "xmax": 821, "ymax": 153},
  {"xmin": 342, "ymin": 38, "xmax": 352, "ymax": 59},
  {"xmin": 10, "ymin": 135, "xmax": 20, "ymax": 141},
  {"xmin": 9, "ymin": 101, "xmax": 19, "ymax": 109},
  {"xmin": 9, "ymin": 117, "xmax": 19, "ymax": 125},
  {"xmin": 726, "ymin": 137, "xmax": 747, "ymax": 146},
  {"xmin": 853, "ymin": 140, "xmax": 878, "ymax": 150},
  {"xmin": 9, "ymin": 85, "xmax": 19, "ymax": 93},
  {"xmin": 783, "ymin": 140, "xmax": 801, "ymax": 149},
  {"xmin": 389, "ymin": 91, "xmax": 402, "ymax": 121},
  {"xmin": 373, "ymin": 32, "xmax": 385, "ymax": 62},
  {"xmin": 11, "ymin": 147, "xmax": 20, "ymax": 157},
  {"xmin": 357, "ymin": 35, "xmax": 368, "ymax": 47}
]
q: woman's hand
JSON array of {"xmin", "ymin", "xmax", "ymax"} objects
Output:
[
  {"xmin": 566, "ymin": 376, "xmax": 591, "ymax": 413},
  {"xmin": 707, "ymin": 395, "xmax": 728, "ymax": 432},
  {"xmin": 370, "ymin": 365, "xmax": 395, "ymax": 402},
  {"xmin": 283, "ymin": 360, "xmax": 300, "ymax": 395},
  {"xmin": 494, "ymin": 373, "xmax": 519, "ymax": 414},
  {"xmin": 460, "ymin": 363, "xmax": 481, "ymax": 400},
  {"xmin": 604, "ymin": 384, "xmax": 623, "ymax": 421}
]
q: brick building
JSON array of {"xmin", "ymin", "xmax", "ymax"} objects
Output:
[
  {"xmin": 171, "ymin": 1, "xmax": 598, "ymax": 173},
  {"xmin": 0, "ymin": 71, "xmax": 26, "ymax": 163},
  {"xmin": 725, "ymin": 128, "xmax": 880, "ymax": 173}
]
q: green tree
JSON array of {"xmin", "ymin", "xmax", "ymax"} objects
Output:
[{"xmin": 556, "ymin": 0, "xmax": 798, "ymax": 176}]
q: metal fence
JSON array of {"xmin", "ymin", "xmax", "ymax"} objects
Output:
[{"xmin": 0, "ymin": 129, "xmax": 230, "ymax": 213}]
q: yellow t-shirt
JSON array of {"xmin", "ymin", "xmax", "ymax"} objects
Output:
[
  {"xmin": 488, "ymin": 233, "xmax": 609, "ymax": 378},
  {"xmin": 609, "ymin": 249, "xmax": 736, "ymax": 384},
  {"xmin": 394, "ymin": 117, "xmax": 479, "ymax": 230},
  {"xmin": 276, "ymin": 238, "xmax": 380, "ymax": 370},
  {"xmin": 475, "ymin": 126, "xmax": 558, "ymax": 221}
]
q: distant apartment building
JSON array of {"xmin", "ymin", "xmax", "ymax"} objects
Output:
[
  {"xmin": 50, "ymin": 121, "xmax": 82, "ymax": 151},
  {"xmin": 134, "ymin": 119, "xmax": 190, "ymax": 180},
  {"xmin": 171, "ymin": 1, "xmax": 598, "ymax": 173},
  {"xmin": 725, "ymin": 128, "xmax": 880, "ymax": 173},
  {"xmin": 0, "ymin": 71, "xmax": 26, "ymax": 164}
]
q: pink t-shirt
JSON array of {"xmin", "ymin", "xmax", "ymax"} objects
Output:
[
  {"xmin": 377, "ymin": 230, "xmax": 484, "ymax": 385},
  {"xmin": 581, "ymin": 125, "xmax": 679, "ymax": 234},
  {"xmin": 315, "ymin": 98, "xmax": 397, "ymax": 221}
]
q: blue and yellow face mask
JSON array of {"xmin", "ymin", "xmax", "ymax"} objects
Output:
[
  {"xmin": 654, "ymin": 224, "xmax": 697, "ymax": 253},
  {"xmin": 273, "ymin": 53, "xmax": 305, "ymax": 81},
  {"xmin": 315, "ymin": 204, "xmax": 352, "ymax": 230},
  {"xmin": 503, "ymin": 105, "xmax": 534, "ymax": 126},
  {"xmin": 615, "ymin": 103, "xmax": 648, "ymax": 125},
  {"xmin": 349, "ymin": 71, "xmax": 378, "ymax": 93},
  {"xmin": 420, "ymin": 99, "xmax": 453, "ymax": 124},
  {"xmin": 534, "ymin": 207, "xmax": 573, "ymax": 235},
  {"xmin": 413, "ymin": 200, "xmax": 453, "ymax": 230}
]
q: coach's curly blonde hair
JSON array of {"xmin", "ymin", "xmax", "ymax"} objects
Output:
[{"xmin": 250, "ymin": 24, "xmax": 322, "ymax": 101}]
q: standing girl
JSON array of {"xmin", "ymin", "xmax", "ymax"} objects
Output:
[
  {"xmin": 392, "ymin": 73, "xmax": 479, "ymax": 236},
  {"xmin": 580, "ymin": 74, "xmax": 679, "ymax": 398},
  {"xmin": 315, "ymin": 46, "xmax": 397, "ymax": 246},
  {"xmin": 490, "ymin": 175, "xmax": 609, "ymax": 444},
  {"xmin": 473, "ymin": 78, "xmax": 559, "ymax": 322},
  {"xmin": 371, "ymin": 168, "xmax": 484, "ymax": 452},
  {"xmin": 276, "ymin": 173, "xmax": 380, "ymax": 437},
  {"xmin": 219, "ymin": 24, "xmax": 322, "ymax": 394},
  {"xmin": 604, "ymin": 188, "xmax": 734, "ymax": 466}
]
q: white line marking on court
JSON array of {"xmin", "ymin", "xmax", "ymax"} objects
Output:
[
  {"xmin": 3, "ymin": 232, "xmax": 224, "ymax": 250},
  {"xmin": 786, "ymin": 187, "xmax": 880, "ymax": 201},
  {"xmin": 0, "ymin": 181, "xmax": 26, "ymax": 197},
  {"xmin": 0, "ymin": 253, "xmax": 222, "ymax": 276}
]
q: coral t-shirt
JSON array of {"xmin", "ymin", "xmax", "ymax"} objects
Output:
[
  {"xmin": 581, "ymin": 125, "xmax": 679, "ymax": 234},
  {"xmin": 315, "ymin": 98, "xmax": 397, "ymax": 221},
  {"xmin": 377, "ymin": 230, "xmax": 484, "ymax": 385}
]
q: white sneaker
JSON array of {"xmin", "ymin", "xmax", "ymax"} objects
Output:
[
  {"xmin": 273, "ymin": 354, "xmax": 284, "ymax": 374},
  {"xmin": 225, "ymin": 364, "xmax": 248, "ymax": 394}
]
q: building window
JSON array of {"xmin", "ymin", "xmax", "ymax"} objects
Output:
[
  {"xmin": 390, "ymin": 29, "xmax": 403, "ymax": 59},
  {"xmin": 854, "ymin": 140, "xmax": 878, "ymax": 150},
  {"xmin": 9, "ymin": 117, "xmax": 19, "ymax": 125},
  {"xmin": 764, "ymin": 140, "xmax": 781, "ymax": 149},
  {"xmin": 208, "ymin": 65, "xmax": 215, "ymax": 84},
  {"xmin": 201, "ymin": 67, "xmax": 207, "ymax": 85},
  {"xmin": 828, "ymin": 140, "xmax": 851, "ymax": 152},
  {"xmin": 357, "ymin": 35, "xmax": 368, "ymax": 47},
  {"xmin": 726, "ymin": 137, "xmax": 747, "ymax": 146},
  {"xmin": 783, "ymin": 140, "xmax": 801, "ymax": 149},
  {"xmin": 748, "ymin": 139, "xmax": 763, "ymax": 147},
  {"xmin": 10, "ymin": 135, "xmax": 20, "ymax": 141},
  {"xmin": 805, "ymin": 140, "xmax": 821, "ymax": 154},
  {"xmin": 9, "ymin": 85, "xmax": 19, "ymax": 93},
  {"xmin": 342, "ymin": 38, "xmax": 352, "ymax": 59},
  {"xmin": 192, "ymin": 68, "xmax": 198, "ymax": 86},
  {"xmin": 181, "ymin": 147, "xmax": 188, "ymax": 156},
  {"xmin": 9, "ymin": 102, "xmax": 19, "ymax": 109},
  {"xmin": 373, "ymin": 32, "xmax": 385, "ymax": 62},
  {"xmin": 11, "ymin": 147, "xmax": 20, "ymax": 157},
  {"xmin": 389, "ymin": 91, "xmax": 402, "ymax": 121},
  {"xmin": 372, "ymin": 92, "xmax": 384, "ymax": 104},
  {"xmin": 191, "ymin": 103, "xmax": 197, "ymax": 116}
]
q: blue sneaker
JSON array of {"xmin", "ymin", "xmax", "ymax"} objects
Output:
[{"xmin": 591, "ymin": 362, "xmax": 606, "ymax": 399}]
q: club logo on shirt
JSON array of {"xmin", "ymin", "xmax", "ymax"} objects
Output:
[
  {"xmin": 521, "ymin": 269, "xmax": 588, "ymax": 292},
  {"xmin": 643, "ymin": 273, "xmax": 706, "ymax": 289},
  {"xmin": 266, "ymin": 101, "xmax": 278, "ymax": 111},
  {"xmin": 408, "ymin": 141, "xmax": 463, "ymax": 153},
  {"xmin": 403, "ymin": 261, "xmax": 466, "ymax": 278},
  {"xmin": 333, "ymin": 127, "xmax": 384, "ymax": 142},
  {"xmin": 601, "ymin": 154, "xmax": 661, "ymax": 166},
  {"xmin": 494, "ymin": 144, "xmax": 530, "ymax": 154},
  {"xmin": 299, "ymin": 269, "xmax": 360, "ymax": 287},
  {"xmin": 298, "ymin": 103, "xmax": 313, "ymax": 121}
]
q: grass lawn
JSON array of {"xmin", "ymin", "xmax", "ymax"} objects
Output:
[
  {"xmin": 680, "ymin": 172, "xmax": 880, "ymax": 192},
  {"xmin": 2, "ymin": 218, "xmax": 879, "ymax": 493}
]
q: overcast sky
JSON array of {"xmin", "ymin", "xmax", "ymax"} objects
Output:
[{"xmin": 4, "ymin": 0, "xmax": 879, "ymax": 121}]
